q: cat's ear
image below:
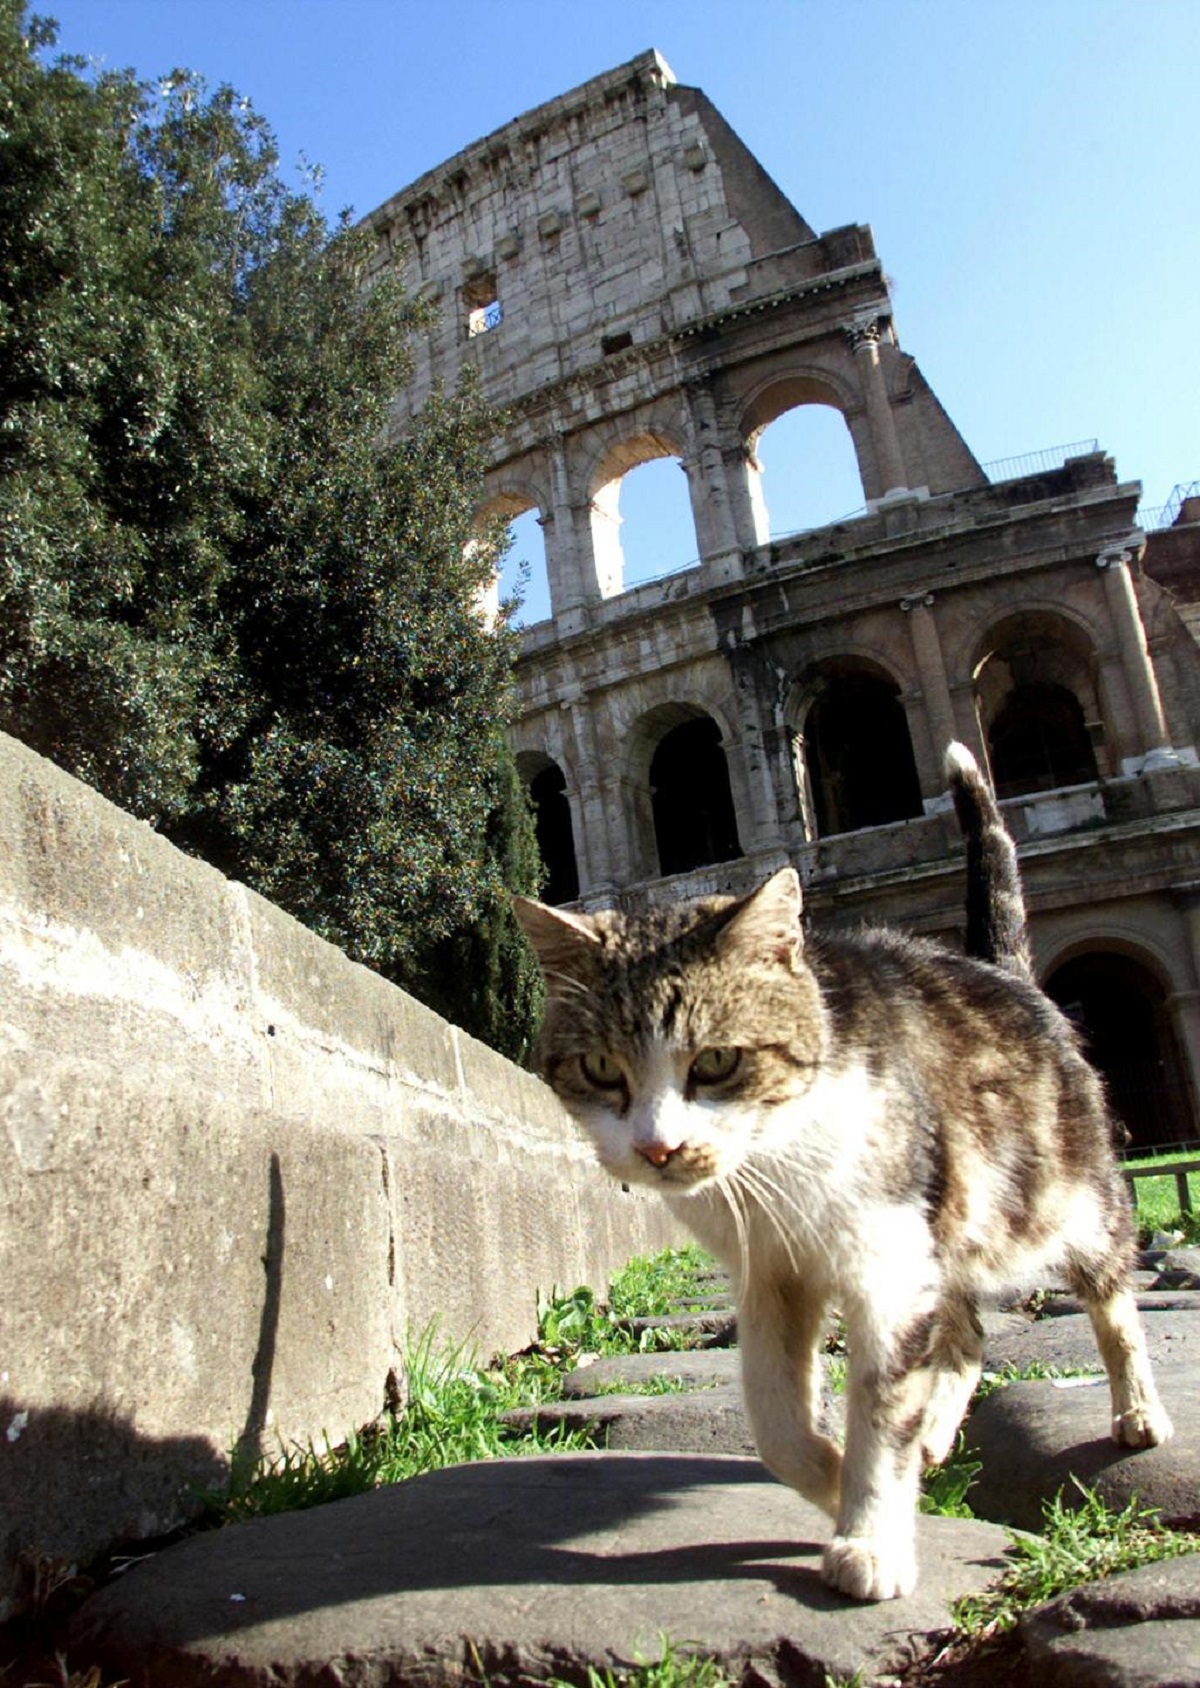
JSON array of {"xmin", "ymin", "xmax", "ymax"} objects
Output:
[
  {"xmin": 718, "ymin": 868, "xmax": 804, "ymax": 969},
  {"xmin": 512, "ymin": 895, "xmax": 601, "ymax": 989}
]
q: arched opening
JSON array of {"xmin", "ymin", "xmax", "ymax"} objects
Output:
[
  {"xmin": 590, "ymin": 433, "xmax": 696, "ymax": 598},
  {"xmin": 618, "ymin": 457, "xmax": 697, "ymax": 587},
  {"xmin": 497, "ymin": 506, "xmax": 551, "ymax": 627},
  {"xmin": 800, "ymin": 664, "xmax": 923, "ymax": 837},
  {"xmin": 1044, "ymin": 952, "xmax": 1195, "ymax": 1152},
  {"xmin": 755, "ymin": 403, "xmax": 866, "ymax": 536},
  {"xmin": 988, "ymin": 681, "xmax": 1099, "ymax": 798},
  {"xmin": 974, "ymin": 614, "xmax": 1107, "ymax": 798},
  {"xmin": 649, "ymin": 716, "xmax": 742, "ymax": 877},
  {"xmin": 521, "ymin": 755, "xmax": 579, "ymax": 905}
]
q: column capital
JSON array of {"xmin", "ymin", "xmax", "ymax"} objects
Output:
[{"xmin": 845, "ymin": 314, "xmax": 884, "ymax": 353}]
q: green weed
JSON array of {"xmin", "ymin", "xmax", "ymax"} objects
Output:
[
  {"xmin": 216, "ymin": 1325, "xmax": 590, "ymax": 1523},
  {"xmin": 973, "ymin": 1361, "xmax": 1101, "ymax": 1403},
  {"xmin": 538, "ymin": 1246, "xmax": 720, "ymax": 1358},
  {"xmin": 919, "ymin": 1435, "xmax": 981, "ymax": 1518},
  {"xmin": 547, "ymin": 1635, "xmax": 732, "ymax": 1688},
  {"xmin": 955, "ymin": 1481, "xmax": 1197, "ymax": 1636}
]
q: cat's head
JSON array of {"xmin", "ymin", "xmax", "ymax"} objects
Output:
[{"xmin": 513, "ymin": 868, "xmax": 826, "ymax": 1194}]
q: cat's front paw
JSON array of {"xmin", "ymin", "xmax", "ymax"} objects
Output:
[
  {"xmin": 1112, "ymin": 1401, "xmax": 1174, "ymax": 1448},
  {"xmin": 821, "ymin": 1533, "xmax": 917, "ymax": 1602}
]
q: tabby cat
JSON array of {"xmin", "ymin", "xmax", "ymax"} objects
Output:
[{"xmin": 514, "ymin": 743, "xmax": 1171, "ymax": 1602}]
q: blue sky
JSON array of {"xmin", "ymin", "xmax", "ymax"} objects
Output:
[{"xmin": 37, "ymin": 0, "xmax": 1199, "ymax": 621}]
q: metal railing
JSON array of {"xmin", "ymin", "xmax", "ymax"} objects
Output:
[
  {"xmin": 1141, "ymin": 481, "xmax": 1200, "ymax": 531},
  {"xmin": 981, "ymin": 439, "xmax": 1099, "ymax": 481}
]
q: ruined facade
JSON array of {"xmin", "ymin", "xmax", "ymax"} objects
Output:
[{"xmin": 366, "ymin": 51, "xmax": 1200, "ymax": 1152}]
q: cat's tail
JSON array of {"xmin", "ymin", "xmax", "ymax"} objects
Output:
[{"xmin": 945, "ymin": 742, "xmax": 1035, "ymax": 980}]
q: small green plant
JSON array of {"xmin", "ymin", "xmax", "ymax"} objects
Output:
[
  {"xmin": 589, "ymin": 1374, "xmax": 713, "ymax": 1398},
  {"xmin": 919, "ymin": 1435, "xmax": 981, "ymax": 1518},
  {"xmin": 548, "ymin": 1636, "xmax": 731, "ymax": 1688},
  {"xmin": 538, "ymin": 1246, "xmax": 720, "ymax": 1359},
  {"xmin": 214, "ymin": 1325, "xmax": 591, "ymax": 1523},
  {"xmin": 973, "ymin": 1361, "xmax": 1101, "ymax": 1403},
  {"xmin": 955, "ymin": 1480, "xmax": 1197, "ymax": 1637}
]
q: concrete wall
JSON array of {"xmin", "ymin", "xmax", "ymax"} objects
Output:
[{"xmin": 0, "ymin": 731, "xmax": 680, "ymax": 1614}]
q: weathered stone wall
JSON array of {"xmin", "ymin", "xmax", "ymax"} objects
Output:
[{"xmin": 0, "ymin": 731, "xmax": 680, "ymax": 1614}]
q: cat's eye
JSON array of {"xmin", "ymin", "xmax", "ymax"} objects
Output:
[
  {"xmin": 580, "ymin": 1051, "xmax": 625, "ymax": 1089},
  {"xmin": 690, "ymin": 1046, "xmax": 741, "ymax": 1085}
]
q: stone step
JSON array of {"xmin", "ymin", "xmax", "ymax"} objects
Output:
[
  {"xmin": 982, "ymin": 1307, "xmax": 1200, "ymax": 1374},
  {"xmin": 621, "ymin": 1310, "xmax": 737, "ymax": 1346},
  {"xmin": 71, "ymin": 1452, "xmax": 1013, "ymax": 1688},
  {"xmin": 1018, "ymin": 1556, "xmax": 1200, "ymax": 1687},
  {"xmin": 964, "ymin": 1363, "xmax": 1200, "ymax": 1532}
]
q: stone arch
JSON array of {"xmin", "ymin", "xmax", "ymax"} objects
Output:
[
  {"xmin": 789, "ymin": 655, "xmax": 923, "ymax": 838},
  {"xmin": 586, "ymin": 426, "xmax": 694, "ymax": 598},
  {"xmin": 737, "ymin": 369, "xmax": 866, "ymax": 542},
  {"xmin": 475, "ymin": 482, "xmax": 551, "ymax": 622},
  {"xmin": 624, "ymin": 701, "xmax": 742, "ymax": 880},
  {"xmin": 739, "ymin": 367, "xmax": 860, "ymax": 441},
  {"xmin": 971, "ymin": 610, "xmax": 1108, "ymax": 796},
  {"xmin": 1043, "ymin": 943, "xmax": 1196, "ymax": 1151},
  {"xmin": 515, "ymin": 748, "xmax": 580, "ymax": 906}
]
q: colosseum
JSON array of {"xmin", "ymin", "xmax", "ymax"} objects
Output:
[{"xmin": 366, "ymin": 49, "xmax": 1200, "ymax": 1153}]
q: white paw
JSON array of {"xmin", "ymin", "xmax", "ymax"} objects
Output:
[
  {"xmin": 1112, "ymin": 1402, "xmax": 1174, "ymax": 1448},
  {"xmin": 821, "ymin": 1533, "xmax": 918, "ymax": 1602}
]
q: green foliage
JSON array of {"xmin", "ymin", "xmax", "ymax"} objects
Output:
[
  {"xmin": 974, "ymin": 1361, "xmax": 1101, "ymax": 1402},
  {"xmin": 538, "ymin": 1246, "xmax": 719, "ymax": 1358},
  {"xmin": 919, "ymin": 1435, "xmax": 981, "ymax": 1518},
  {"xmin": 1124, "ymin": 1152, "xmax": 1200, "ymax": 1241},
  {"xmin": 955, "ymin": 1481, "xmax": 1197, "ymax": 1637},
  {"xmin": 0, "ymin": 2, "xmax": 540, "ymax": 1050},
  {"xmin": 216, "ymin": 1325, "xmax": 588, "ymax": 1523},
  {"xmin": 548, "ymin": 1638, "xmax": 732, "ymax": 1688}
]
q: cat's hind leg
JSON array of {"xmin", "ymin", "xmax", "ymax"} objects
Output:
[
  {"xmin": 919, "ymin": 1292, "xmax": 984, "ymax": 1466},
  {"xmin": 1072, "ymin": 1266, "xmax": 1173, "ymax": 1448},
  {"xmin": 738, "ymin": 1279, "xmax": 842, "ymax": 1519}
]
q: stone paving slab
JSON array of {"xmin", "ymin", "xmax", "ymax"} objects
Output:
[
  {"xmin": 502, "ymin": 1384, "xmax": 758, "ymax": 1456},
  {"xmin": 1037, "ymin": 1290, "xmax": 1200, "ymax": 1318},
  {"xmin": 623, "ymin": 1311, "xmax": 737, "ymax": 1346},
  {"xmin": 561, "ymin": 1350, "xmax": 741, "ymax": 1398},
  {"xmin": 964, "ymin": 1365, "xmax": 1200, "ymax": 1532},
  {"xmin": 1018, "ymin": 1555, "xmax": 1200, "ymax": 1687},
  {"xmin": 72, "ymin": 1453, "xmax": 1014, "ymax": 1688},
  {"xmin": 981, "ymin": 1309, "xmax": 1200, "ymax": 1374}
]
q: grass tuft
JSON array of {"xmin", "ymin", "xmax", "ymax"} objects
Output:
[
  {"xmin": 215, "ymin": 1324, "xmax": 592, "ymax": 1524},
  {"xmin": 537, "ymin": 1246, "xmax": 719, "ymax": 1359},
  {"xmin": 955, "ymin": 1480, "xmax": 1197, "ymax": 1637},
  {"xmin": 547, "ymin": 1635, "xmax": 732, "ymax": 1688}
]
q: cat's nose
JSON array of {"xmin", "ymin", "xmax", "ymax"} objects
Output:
[{"xmin": 636, "ymin": 1142, "xmax": 677, "ymax": 1168}]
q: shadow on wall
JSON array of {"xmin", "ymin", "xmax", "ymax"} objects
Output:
[
  {"xmin": 0, "ymin": 1397, "xmax": 228, "ymax": 1620},
  {"xmin": 1, "ymin": 1152, "xmax": 286, "ymax": 1616}
]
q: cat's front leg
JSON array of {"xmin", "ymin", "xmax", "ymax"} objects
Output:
[
  {"xmin": 822, "ymin": 1309, "xmax": 937, "ymax": 1601},
  {"xmin": 738, "ymin": 1280, "xmax": 842, "ymax": 1518}
]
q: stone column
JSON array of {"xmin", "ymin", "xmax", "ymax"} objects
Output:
[
  {"xmin": 846, "ymin": 317, "xmax": 907, "ymax": 500},
  {"xmin": 563, "ymin": 695, "xmax": 623, "ymax": 895},
  {"xmin": 1097, "ymin": 547, "xmax": 1172, "ymax": 764},
  {"xmin": 902, "ymin": 594, "xmax": 957, "ymax": 782},
  {"xmin": 682, "ymin": 378, "xmax": 743, "ymax": 570},
  {"xmin": 543, "ymin": 428, "xmax": 604, "ymax": 627}
]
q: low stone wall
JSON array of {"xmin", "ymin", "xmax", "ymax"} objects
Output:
[{"xmin": 0, "ymin": 732, "xmax": 680, "ymax": 1615}]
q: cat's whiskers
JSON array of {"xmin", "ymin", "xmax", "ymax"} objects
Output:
[
  {"xmin": 733, "ymin": 1161, "xmax": 817, "ymax": 1275},
  {"xmin": 543, "ymin": 968, "xmax": 595, "ymax": 1003}
]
